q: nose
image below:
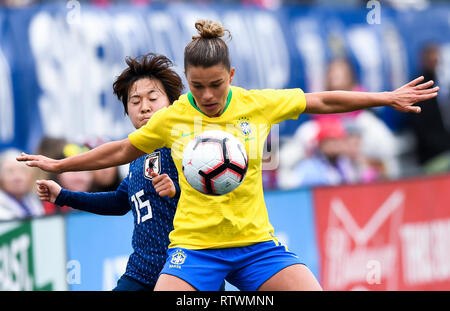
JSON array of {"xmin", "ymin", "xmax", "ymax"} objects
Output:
[
  {"xmin": 141, "ymin": 99, "xmax": 152, "ymax": 113},
  {"xmin": 202, "ymin": 88, "xmax": 214, "ymax": 102}
]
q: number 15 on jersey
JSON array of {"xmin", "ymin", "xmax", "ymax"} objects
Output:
[{"xmin": 131, "ymin": 189, "xmax": 152, "ymax": 224}]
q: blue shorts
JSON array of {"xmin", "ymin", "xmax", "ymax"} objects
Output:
[{"xmin": 159, "ymin": 240, "xmax": 304, "ymax": 291}]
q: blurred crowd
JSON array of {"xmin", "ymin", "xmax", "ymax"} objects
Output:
[
  {"xmin": 0, "ymin": 138, "xmax": 124, "ymax": 220},
  {"xmin": 1, "ymin": 0, "xmax": 448, "ymax": 10},
  {"xmin": 1, "ymin": 41, "xmax": 449, "ymax": 221},
  {"xmin": 264, "ymin": 42, "xmax": 450, "ymax": 190},
  {"xmin": 0, "ymin": 1, "xmax": 449, "ymax": 221}
]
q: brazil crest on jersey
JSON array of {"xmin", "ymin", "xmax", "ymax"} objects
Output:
[
  {"xmin": 128, "ymin": 86, "xmax": 306, "ymax": 250},
  {"xmin": 123, "ymin": 147, "xmax": 179, "ymax": 285}
]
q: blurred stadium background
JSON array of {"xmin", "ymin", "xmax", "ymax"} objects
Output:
[{"xmin": 0, "ymin": 0, "xmax": 449, "ymax": 291}]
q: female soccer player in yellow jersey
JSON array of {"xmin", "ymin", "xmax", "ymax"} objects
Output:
[{"xmin": 18, "ymin": 20, "xmax": 439, "ymax": 291}]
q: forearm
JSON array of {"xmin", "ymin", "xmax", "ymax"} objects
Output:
[
  {"xmin": 304, "ymin": 76, "xmax": 439, "ymax": 115},
  {"xmin": 305, "ymin": 91, "xmax": 392, "ymax": 114},
  {"xmin": 56, "ymin": 139, "xmax": 143, "ymax": 173},
  {"xmin": 55, "ymin": 189, "xmax": 130, "ymax": 216}
]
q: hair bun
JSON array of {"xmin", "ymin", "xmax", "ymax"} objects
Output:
[{"xmin": 193, "ymin": 20, "xmax": 226, "ymax": 40}]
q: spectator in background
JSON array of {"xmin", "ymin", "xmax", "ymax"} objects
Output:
[
  {"xmin": 290, "ymin": 117, "xmax": 357, "ymax": 188},
  {"xmin": 37, "ymin": 139, "xmax": 94, "ymax": 215},
  {"xmin": 2, "ymin": 0, "xmax": 36, "ymax": 7},
  {"xmin": 323, "ymin": 59, "xmax": 400, "ymax": 180},
  {"xmin": 34, "ymin": 136, "xmax": 68, "ymax": 182},
  {"xmin": 36, "ymin": 136, "xmax": 122, "ymax": 213},
  {"xmin": 342, "ymin": 121, "xmax": 387, "ymax": 183},
  {"xmin": 54, "ymin": 144, "xmax": 94, "ymax": 213},
  {"xmin": 278, "ymin": 58, "xmax": 400, "ymax": 189},
  {"xmin": 91, "ymin": 167, "xmax": 121, "ymax": 192},
  {"xmin": 0, "ymin": 149, "xmax": 44, "ymax": 220},
  {"xmin": 409, "ymin": 43, "xmax": 450, "ymax": 174},
  {"xmin": 84, "ymin": 139, "xmax": 123, "ymax": 192}
]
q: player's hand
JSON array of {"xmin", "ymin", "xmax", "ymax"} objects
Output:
[
  {"xmin": 389, "ymin": 76, "xmax": 439, "ymax": 113},
  {"xmin": 151, "ymin": 172, "xmax": 176, "ymax": 198},
  {"xmin": 16, "ymin": 152, "xmax": 62, "ymax": 173},
  {"xmin": 36, "ymin": 180, "xmax": 62, "ymax": 203}
]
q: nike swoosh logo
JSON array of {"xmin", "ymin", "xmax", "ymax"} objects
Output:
[{"xmin": 181, "ymin": 131, "xmax": 195, "ymax": 137}]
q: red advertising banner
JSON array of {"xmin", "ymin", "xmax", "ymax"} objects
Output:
[{"xmin": 314, "ymin": 174, "xmax": 450, "ymax": 290}]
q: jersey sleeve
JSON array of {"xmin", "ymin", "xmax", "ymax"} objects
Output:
[
  {"xmin": 128, "ymin": 107, "xmax": 168, "ymax": 154},
  {"xmin": 55, "ymin": 177, "xmax": 130, "ymax": 215},
  {"xmin": 250, "ymin": 88, "xmax": 307, "ymax": 125}
]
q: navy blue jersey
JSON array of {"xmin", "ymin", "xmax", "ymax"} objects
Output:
[
  {"xmin": 124, "ymin": 148, "xmax": 179, "ymax": 284},
  {"xmin": 56, "ymin": 147, "xmax": 179, "ymax": 286}
]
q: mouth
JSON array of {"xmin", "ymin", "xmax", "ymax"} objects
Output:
[{"xmin": 202, "ymin": 103, "xmax": 218, "ymax": 112}]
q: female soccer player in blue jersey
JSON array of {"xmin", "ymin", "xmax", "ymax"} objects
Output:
[
  {"xmin": 36, "ymin": 53, "xmax": 183, "ymax": 291},
  {"xmin": 20, "ymin": 20, "xmax": 439, "ymax": 291}
]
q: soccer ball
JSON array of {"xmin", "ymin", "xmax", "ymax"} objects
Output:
[{"xmin": 182, "ymin": 130, "xmax": 248, "ymax": 196}]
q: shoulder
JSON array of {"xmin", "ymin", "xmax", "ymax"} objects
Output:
[
  {"xmin": 0, "ymin": 206, "xmax": 16, "ymax": 220},
  {"xmin": 233, "ymin": 86, "xmax": 304, "ymax": 103},
  {"xmin": 231, "ymin": 86, "xmax": 262, "ymax": 101},
  {"xmin": 169, "ymin": 93, "xmax": 190, "ymax": 113},
  {"xmin": 230, "ymin": 86, "xmax": 267, "ymax": 108},
  {"xmin": 23, "ymin": 194, "xmax": 44, "ymax": 216},
  {"xmin": 0, "ymin": 191, "xmax": 21, "ymax": 219}
]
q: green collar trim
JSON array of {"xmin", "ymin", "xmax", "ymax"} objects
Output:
[{"xmin": 187, "ymin": 89, "xmax": 232, "ymax": 117}]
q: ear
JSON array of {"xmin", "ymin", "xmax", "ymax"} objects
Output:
[{"xmin": 229, "ymin": 67, "xmax": 235, "ymax": 84}]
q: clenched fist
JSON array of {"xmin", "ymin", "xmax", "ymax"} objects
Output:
[
  {"xmin": 151, "ymin": 172, "xmax": 177, "ymax": 198},
  {"xmin": 36, "ymin": 180, "xmax": 62, "ymax": 203}
]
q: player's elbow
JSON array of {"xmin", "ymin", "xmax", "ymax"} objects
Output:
[{"xmin": 305, "ymin": 93, "xmax": 328, "ymax": 114}]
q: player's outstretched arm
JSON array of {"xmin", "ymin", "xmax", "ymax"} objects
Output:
[
  {"xmin": 36, "ymin": 179, "xmax": 130, "ymax": 216},
  {"xmin": 304, "ymin": 76, "xmax": 439, "ymax": 114},
  {"xmin": 17, "ymin": 138, "xmax": 145, "ymax": 173}
]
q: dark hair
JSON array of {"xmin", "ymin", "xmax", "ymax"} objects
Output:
[
  {"xmin": 113, "ymin": 53, "xmax": 184, "ymax": 114},
  {"xmin": 184, "ymin": 20, "xmax": 231, "ymax": 72}
]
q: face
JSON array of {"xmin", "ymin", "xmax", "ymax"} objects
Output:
[
  {"xmin": 127, "ymin": 78, "xmax": 171, "ymax": 129},
  {"xmin": 0, "ymin": 158, "xmax": 33, "ymax": 199},
  {"xmin": 326, "ymin": 61, "xmax": 353, "ymax": 91},
  {"xmin": 92, "ymin": 167, "xmax": 117, "ymax": 187},
  {"xmin": 344, "ymin": 134, "xmax": 362, "ymax": 159},
  {"xmin": 58, "ymin": 171, "xmax": 94, "ymax": 192},
  {"xmin": 185, "ymin": 64, "xmax": 235, "ymax": 118},
  {"xmin": 319, "ymin": 137, "xmax": 345, "ymax": 159}
]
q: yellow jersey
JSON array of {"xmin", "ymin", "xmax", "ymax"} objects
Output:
[{"xmin": 128, "ymin": 86, "xmax": 306, "ymax": 249}]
